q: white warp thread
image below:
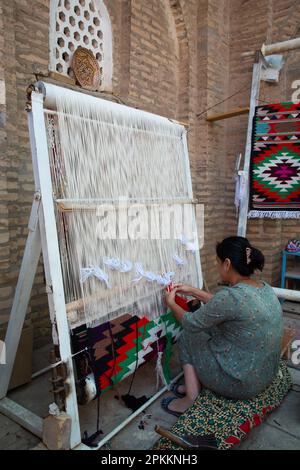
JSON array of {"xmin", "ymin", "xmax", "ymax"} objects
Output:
[
  {"xmin": 46, "ymin": 91, "xmax": 201, "ymax": 327},
  {"xmin": 155, "ymin": 351, "xmax": 167, "ymax": 389}
]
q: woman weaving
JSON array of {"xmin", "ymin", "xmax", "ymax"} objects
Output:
[{"xmin": 162, "ymin": 236, "xmax": 283, "ymax": 417}]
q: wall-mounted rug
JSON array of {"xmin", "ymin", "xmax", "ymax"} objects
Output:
[{"xmin": 249, "ymin": 102, "xmax": 300, "ymax": 219}]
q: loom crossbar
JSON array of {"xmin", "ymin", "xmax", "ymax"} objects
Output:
[{"xmin": 56, "ymin": 198, "xmax": 199, "ymax": 212}]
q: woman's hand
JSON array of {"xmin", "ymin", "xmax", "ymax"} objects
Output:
[
  {"xmin": 164, "ymin": 287, "xmax": 186, "ymax": 324},
  {"xmin": 173, "ymin": 284, "xmax": 195, "ymax": 297},
  {"xmin": 165, "ymin": 287, "xmax": 178, "ymax": 308},
  {"xmin": 174, "ymin": 284, "xmax": 213, "ymax": 304}
]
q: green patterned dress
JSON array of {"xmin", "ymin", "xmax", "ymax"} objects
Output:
[{"xmin": 179, "ymin": 282, "xmax": 283, "ymax": 399}]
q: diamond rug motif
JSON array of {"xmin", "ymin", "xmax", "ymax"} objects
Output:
[{"xmin": 249, "ymin": 102, "xmax": 300, "ymax": 217}]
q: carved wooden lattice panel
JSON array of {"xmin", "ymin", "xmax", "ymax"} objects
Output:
[{"xmin": 49, "ymin": 0, "xmax": 112, "ymax": 90}]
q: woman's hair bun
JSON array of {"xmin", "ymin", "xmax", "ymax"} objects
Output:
[{"xmin": 216, "ymin": 236, "xmax": 265, "ymax": 276}]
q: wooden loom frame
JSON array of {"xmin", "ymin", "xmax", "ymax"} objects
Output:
[
  {"xmin": 0, "ymin": 81, "xmax": 202, "ymax": 450},
  {"xmin": 238, "ymin": 38, "xmax": 300, "ymax": 236},
  {"xmin": 237, "ymin": 39, "xmax": 300, "ymax": 302}
]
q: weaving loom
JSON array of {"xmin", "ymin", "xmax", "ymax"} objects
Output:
[
  {"xmin": 45, "ymin": 84, "xmax": 201, "ymax": 326},
  {"xmin": 26, "ymin": 84, "xmax": 202, "ymax": 408},
  {"xmin": 41, "ymin": 82, "xmax": 202, "ymax": 401},
  {"xmin": 0, "ymin": 81, "xmax": 202, "ymax": 448}
]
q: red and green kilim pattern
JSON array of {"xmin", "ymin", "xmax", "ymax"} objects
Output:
[
  {"xmin": 72, "ymin": 311, "xmax": 181, "ymax": 394},
  {"xmin": 250, "ymin": 102, "xmax": 300, "ymax": 216}
]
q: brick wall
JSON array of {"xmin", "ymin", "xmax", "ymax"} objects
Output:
[
  {"xmin": 0, "ymin": 0, "xmax": 300, "ymax": 348},
  {"xmin": 179, "ymin": 0, "xmax": 231, "ymax": 288},
  {"xmin": 0, "ymin": 0, "xmax": 50, "ymax": 347}
]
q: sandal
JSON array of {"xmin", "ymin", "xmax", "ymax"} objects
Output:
[
  {"xmin": 161, "ymin": 396, "xmax": 184, "ymax": 418},
  {"xmin": 170, "ymin": 381, "xmax": 186, "ymax": 399}
]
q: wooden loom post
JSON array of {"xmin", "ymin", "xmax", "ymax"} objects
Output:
[
  {"xmin": 28, "ymin": 90, "xmax": 81, "ymax": 448},
  {"xmin": 181, "ymin": 130, "xmax": 203, "ymax": 289},
  {"xmin": 237, "ymin": 55, "xmax": 262, "ymax": 237},
  {"xmin": 206, "ymin": 107, "xmax": 249, "ymax": 122}
]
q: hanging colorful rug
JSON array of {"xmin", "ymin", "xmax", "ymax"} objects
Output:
[
  {"xmin": 249, "ymin": 102, "xmax": 300, "ymax": 218},
  {"xmin": 72, "ymin": 311, "xmax": 181, "ymax": 395},
  {"xmin": 153, "ymin": 360, "xmax": 291, "ymax": 450}
]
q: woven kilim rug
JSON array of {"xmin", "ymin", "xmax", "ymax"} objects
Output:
[
  {"xmin": 153, "ymin": 360, "xmax": 291, "ymax": 450},
  {"xmin": 249, "ymin": 102, "xmax": 300, "ymax": 218},
  {"xmin": 72, "ymin": 311, "xmax": 181, "ymax": 395}
]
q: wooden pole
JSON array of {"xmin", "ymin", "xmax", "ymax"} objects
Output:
[
  {"xmin": 243, "ymin": 37, "xmax": 300, "ymax": 58},
  {"xmin": 262, "ymin": 37, "xmax": 300, "ymax": 56},
  {"xmin": 0, "ymin": 398, "xmax": 43, "ymax": 438},
  {"xmin": 237, "ymin": 58, "xmax": 262, "ymax": 237},
  {"xmin": 206, "ymin": 107, "xmax": 249, "ymax": 122},
  {"xmin": 273, "ymin": 287, "xmax": 300, "ymax": 303}
]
